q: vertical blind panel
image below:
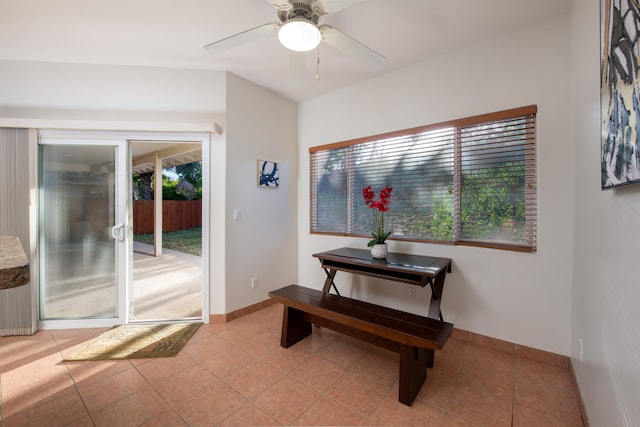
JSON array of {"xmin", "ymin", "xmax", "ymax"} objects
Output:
[
  {"xmin": 310, "ymin": 107, "xmax": 537, "ymax": 251},
  {"xmin": 0, "ymin": 128, "xmax": 30, "ymax": 246},
  {"xmin": 0, "ymin": 128, "xmax": 36, "ymax": 336}
]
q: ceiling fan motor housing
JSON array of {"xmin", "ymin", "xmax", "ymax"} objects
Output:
[{"xmin": 277, "ymin": 0, "xmax": 323, "ymax": 24}]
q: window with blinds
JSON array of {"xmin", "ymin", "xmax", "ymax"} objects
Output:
[{"xmin": 309, "ymin": 105, "xmax": 537, "ymax": 252}]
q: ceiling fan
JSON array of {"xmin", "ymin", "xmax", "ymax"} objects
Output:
[{"xmin": 204, "ymin": 0, "xmax": 384, "ymax": 68}]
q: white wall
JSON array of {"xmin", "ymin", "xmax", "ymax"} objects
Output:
[
  {"xmin": 298, "ymin": 13, "xmax": 574, "ymax": 355},
  {"xmin": 224, "ymin": 73, "xmax": 299, "ymax": 312},
  {"xmin": 0, "ymin": 60, "xmax": 226, "ymax": 116},
  {"xmin": 0, "ymin": 61, "xmax": 296, "ymax": 321},
  {"xmin": 571, "ymin": 1, "xmax": 640, "ymax": 426}
]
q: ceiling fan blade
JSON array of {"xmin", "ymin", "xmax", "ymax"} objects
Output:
[
  {"xmin": 204, "ymin": 22, "xmax": 280, "ymax": 55},
  {"xmin": 266, "ymin": 0, "xmax": 291, "ymax": 11},
  {"xmin": 316, "ymin": 0, "xmax": 367, "ymax": 15},
  {"xmin": 319, "ymin": 24, "xmax": 384, "ymax": 66}
]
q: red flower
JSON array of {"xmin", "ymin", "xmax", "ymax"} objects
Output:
[
  {"xmin": 363, "ymin": 186, "xmax": 376, "ymax": 206},
  {"xmin": 362, "ymin": 185, "xmax": 392, "ymax": 212},
  {"xmin": 362, "ymin": 186, "xmax": 393, "ymax": 246}
]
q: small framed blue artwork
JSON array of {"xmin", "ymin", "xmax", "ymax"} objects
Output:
[{"xmin": 257, "ymin": 159, "xmax": 279, "ymax": 188}]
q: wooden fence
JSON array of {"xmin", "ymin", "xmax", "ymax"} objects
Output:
[{"xmin": 133, "ymin": 200, "xmax": 202, "ymax": 234}]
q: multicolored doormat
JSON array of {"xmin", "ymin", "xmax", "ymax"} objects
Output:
[{"xmin": 63, "ymin": 322, "xmax": 202, "ymax": 361}]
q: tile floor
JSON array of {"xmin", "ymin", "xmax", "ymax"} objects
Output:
[{"xmin": 0, "ymin": 303, "xmax": 585, "ymax": 426}]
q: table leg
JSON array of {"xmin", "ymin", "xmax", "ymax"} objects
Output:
[
  {"xmin": 428, "ymin": 269, "xmax": 447, "ymax": 321},
  {"xmin": 321, "ymin": 268, "xmax": 340, "ymax": 295}
]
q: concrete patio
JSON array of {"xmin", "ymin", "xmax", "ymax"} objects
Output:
[{"xmin": 132, "ymin": 242, "xmax": 202, "ymax": 321}]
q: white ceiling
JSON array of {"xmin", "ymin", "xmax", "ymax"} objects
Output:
[{"xmin": 0, "ymin": 0, "xmax": 573, "ymax": 104}]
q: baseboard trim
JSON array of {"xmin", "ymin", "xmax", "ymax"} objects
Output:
[
  {"xmin": 451, "ymin": 327, "xmax": 569, "ymax": 368},
  {"xmin": 569, "ymin": 358, "xmax": 590, "ymax": 427},
  {"xmin": 209, "ymin": 298, "xmax": 276, "ymax": 324}
]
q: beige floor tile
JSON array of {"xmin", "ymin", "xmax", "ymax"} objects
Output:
[
  {"xmin": 255, "ymin": 376, "xmax": 319, "ymax": 425},
  {"xmin": 290, "ymin": 354, "xmax": 348, "ymax": 392},
  {"xmin": 2, "ymin": 384, "xmax": 82, "ymax": 421},
  {"xmin": 133, "ymin": 349, "xmax": 196, "ymax": 382},
  {"xmin": 224, "ymin": 359, "xmax": 285, "ymax": 399},
  {"xmin": 185, "ymin": 323, "xmax": 215, "ymax": 343},
  {"xmin": 77, "ymin": 366, "xmax": 149, "ymax": 413},
  {"xmin": 216, "ymin": 404, "xmax": 282, "ymax": 426},
  {"xmin": 1, "ymin": 351, "xmax": 72, "ymax": 394},
  {"xmin": 66, "ymin": 359, "xmax": 133, "ymax": 386},
  {"xmin": 0, "ymin": 304, "xmax": 587, "ymax": 427},
  {"xmin": 91, "ymin": 386, "xmax": 173, "ymax": 427},
  {"xmin": 0, "ymin": 331, "xmax": 57, "ymax": 364},
  {"xmin": 200, "ymin": 345, "xmax": 254, "ymax": 379},
  {"xmin": 514, "ymin": 377, "xmax": 583, "ymax": 425},
  {"xmin": 234, "ymin": 330, "xmax": 283, "ymax": 357},
  {"xmin": 293, "ymin": 395, "xmax": 371, "ymax": 426},
  {"xmin": 413, "ymin": 373, "xmax": 455, "ymax": 409},
  {"xmin": 439, "ymin": 412, "xmax": 483, "ymax": 426},
  {"xmin": 318, "ymin": 336, "xmax": 372, "ymax": 368},
  {"xmin": 350, "ymin": 347, "xmax": 399, "ymax": 386},
  {"xmin": 182, "ymin": 333, "xmax": 231, "ymax": 362},
  {"xmin": 216, "ymin": 322, "xmax": 264, "ymax": 347},
  {"xmin": 65, "ymin": 415, "xmax": 97, "ymax": 427},
  {"xmin": 516, "ymin": 357, "xmax": 576, "ymax": 391},
  {"xmin": 326, "ymin": 371, "xmax": 392, "ymax": 417},
  {"xmin": 371, "ymin": 391, "xmax": 443, "ymax": 427},
  {"xmin": 140, "ymin": 410, "xmax": 190, "ymax": 427},
  {"xmin": 2, "ymin": 386, "xmax": 88, "ymax": 427},
  {"xmin": 293, "ymin": 326, "xmax": 340, "ymax": 352},
  {"xmin": 149, "ymin": 364, "xmax": 220, "ymax": 406},
  {"xmin": 260, "ymin": 342, "xmax": 313, "ymax": 372},
  {"xmin": 174, "ymin": 381, "xmax": 248, "ymax": 427},
  {"xmin": 446, "ymin": 375, "xmax": 514, "ymax": 427},
  {"xmin": 513, "ymin": 402, "xmax": 584, "ymax": 426}
]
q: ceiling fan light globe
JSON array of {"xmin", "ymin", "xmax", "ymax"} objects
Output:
[{"xmin": 278, "ymin": 19, "xmax": 321, "ymax": 52}]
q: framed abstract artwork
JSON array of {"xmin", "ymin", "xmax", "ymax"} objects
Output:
[
  {"xmin": 601, "ymin": 0, "xmax": 640, "ymax": 189},
  {"xmin": 257, "ymin": 159, "xmax": 279, "ymax": 188}
]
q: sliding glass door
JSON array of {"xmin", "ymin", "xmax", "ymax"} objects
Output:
[{"xmin": 38, "ymin": 135, "xmax": 129, "ymax": 327}]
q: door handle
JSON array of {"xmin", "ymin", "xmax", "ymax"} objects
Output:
[{"xmin": 111, "ymin": 224, "xmax": 125, "ymax": 241}]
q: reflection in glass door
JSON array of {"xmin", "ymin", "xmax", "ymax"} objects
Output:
[{"xmin": 38, "ymin": 141, "xmax": 128, "ymax": 324}]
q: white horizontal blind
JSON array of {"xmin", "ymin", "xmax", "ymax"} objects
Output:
[
  {"xmin": 310, "ymin": 146, "xmax": 349, "ymax": 233},
  {"xmin": 310, "ymin": 105, "xmax": 537, "ymax": 251},
  {"xmin": 458, "ymin": 111, "xmax": 537, "ymax": 250}
]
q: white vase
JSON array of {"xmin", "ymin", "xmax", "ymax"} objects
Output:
[{"xmin": 370, "ymin": 243, "xmax": 388, "ymax": 259}]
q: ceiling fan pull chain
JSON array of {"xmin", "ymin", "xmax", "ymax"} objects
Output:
[{"xmin": 316, "ymin": 45, "xmax": 320, "ymax": 82}]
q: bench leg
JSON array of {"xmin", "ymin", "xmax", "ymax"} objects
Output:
[
  {"xmin": 398, "ymin": 346, "xmax": 427, "ymax": 406},
  {"xmin": 426, "ymin": 348, "xmax": 434, "ymax": 369},
  {"xmin": 280, "ymin": 306, "xmax": 312, "ymax": 348}
]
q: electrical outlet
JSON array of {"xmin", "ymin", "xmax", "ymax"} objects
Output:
[
  {"xmin": 409, "ymin": 287, "xmax": 416, "ymax": 298},
  {"xmin": 251, "ymin": 277, "xmax": 258, "ymax": 289}
]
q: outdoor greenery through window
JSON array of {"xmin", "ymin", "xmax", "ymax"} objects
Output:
[{"xmin": 309, "ymin": 105, "xmax": 537, "ymax": 251}]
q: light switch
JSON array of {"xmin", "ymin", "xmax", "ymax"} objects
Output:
[{"xmin": 233, "ymin": 208, "xmax": 241, "ymax": 220}]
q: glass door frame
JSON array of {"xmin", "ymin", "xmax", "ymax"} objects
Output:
[
  {"xmin": 37, "ymin": 131, "xmax": 130, "ymax": 329},
  {"xmin": 36, "ymin": 129, "xmax": 210, "ymax": 330}
]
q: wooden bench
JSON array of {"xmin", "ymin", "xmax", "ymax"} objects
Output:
[{"xmin": 268, "ymin": 284, "xmax": 453, "ymax": 406}]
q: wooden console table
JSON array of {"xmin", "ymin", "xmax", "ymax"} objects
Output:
[{"xmin": 312, "ymin": 247, "xmax": 452, "ymax": 321}]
